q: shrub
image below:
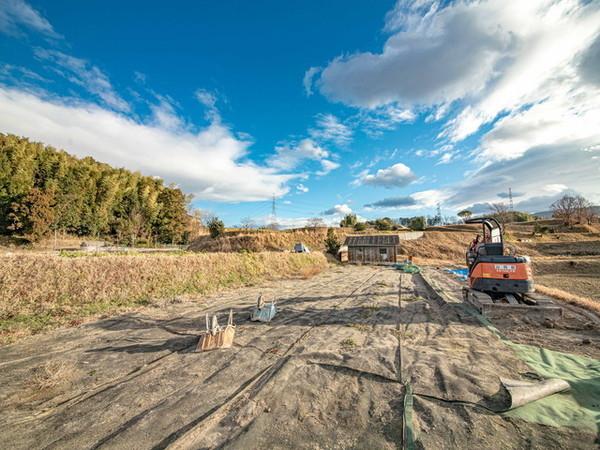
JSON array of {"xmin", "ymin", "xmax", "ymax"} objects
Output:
[
  {"xmin": 354, "ymin": 222, "xmax": 367, "ymax": 232},
  {"xmin": 374, "ymin": 217, "xmax": 393, "ymax": 230},
  {"xmin": 324, "ymin": 228, "xmax": 341, "ymax": 254},
  {"xmin": 409, "ymin": 216, "xmax": 426, "ymax": 231},
  {"xmin": 207, "ymin": 217, "xmax": 225, "ymax": 238},
  {"xmin": 339, "ymin": 213, "xmax": 358, "ymax": 228}
]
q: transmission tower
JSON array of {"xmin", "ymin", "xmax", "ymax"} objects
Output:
[
  {"xmin": 269, "ymin": 194, "xmax": 279, "ymax": 230},
  {"xmin": 435, "ymin": 203, "xmax": 443, "ymax": 225},
  {"xmin": 508, "ymin": 187, "xmax": 514, "ymax": 211}
]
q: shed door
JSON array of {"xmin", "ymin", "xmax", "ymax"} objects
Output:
[
  {"xmin": 354, "ymin": 247, "xmax": 363, "ymax": 262},
  {"xmin": 379, "ymin": 247, "xmax": 388, "ymax": 261}
]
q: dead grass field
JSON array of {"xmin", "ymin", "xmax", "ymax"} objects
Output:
[
  {"xmin": 189, "ymin": 227, "xmax": 349, "ymax": 252},
  {"xmin": 0, "ymin": 251, "xmax": 327, "ymax": 344}
]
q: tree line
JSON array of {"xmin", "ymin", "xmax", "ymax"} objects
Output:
[{"xmin": 0, "ymin": 134, "xmax": 192, "ymax": 244}]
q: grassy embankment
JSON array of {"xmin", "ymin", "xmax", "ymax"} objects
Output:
[{"xmin": 0, "ymin": 251, "xmax": 328, "ymax": 344}]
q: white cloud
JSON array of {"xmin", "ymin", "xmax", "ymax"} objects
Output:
[
  {"xmin": 303, "ymin": 66, "xmax": 321, "ymax": 96},
  {"xmin": 296, "ymin": 183, "xmax": 309, "ymax": 193},
  {"xmin": 353, "ymin": 163, "xmax": 416, "ymax": 188},
  {"xmin": 309, "ymin": 113, "xmax": 352, "ymax": 146},
  {"xmin": 0, "ymin": 86, "xmax": 294, "ymax": 202},
  {"xmin": 34, "ymin": 48, "xmax": 130, "ymax": 112},
  {"xmin": 355, "ymin": 105, "xmax": 415, "ymax": 137},
  {"xmin": 195, "ymin": 88, "xmax": 220, "ymax": 121},
  {"xmin": 316, "ymin": 159, "xmax": 340, "ymax": 176},
  {"xmin": 312, "ymin": 0, "xmax": 600, "ymax": 146},
  {"xmin": 476, "ymin": 76, "xmax": 600, "ymax": 161},
  {"xmin": 269, "ymin": 138, "xmax": 339, "ymax": 176},
  {"xmin": 322, "ymin": 204, "xmax": 352, "ymax": 216},
  {"xmin": 315, "ymin": 0, "xmax": 512, "ymax": 109},
  {"xmin": 441, "ymin": 1, "xmax": 600, "ymax": 143},
  {"xmin": 444, "ymin": 143, "xmax": 600, "ymax": 211},
  {"xmin": 0, "ymin": 0, "xmax": 60, "ymax": 38}
]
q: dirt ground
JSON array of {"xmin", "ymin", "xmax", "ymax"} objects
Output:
[{"xmin": 0, "ymin": 265, "xmax": 598, "ymax": 449}]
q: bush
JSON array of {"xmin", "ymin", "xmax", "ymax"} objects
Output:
[
  {"xmin": 409, "ymin": 216, "xmax": 426, "ymax": 231},
  {"xmin": 533, "ymin": 222, "xmax": 549, "ymax": 235},
  {"xmin": 207, "ymin": 217, "xmax": 225, "ymax": 238},
  {"xmin": 324, "ymin": 228, "xmax": 341, "ymax": 255},
  {"xmin": 374, "ymin": 217, "xmax": 393, "ymax": 231},
  {"xmin": 354, "ymin": 222, "xmax": 367, "ymax": 232},
  {"xmin": 339, "ymin": 213, "xmax": 358, "ymax": 228}
]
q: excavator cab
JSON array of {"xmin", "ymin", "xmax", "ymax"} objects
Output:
[{"xmin": 465, "ymin": 217, "xmax": 533, "ymax": 297}]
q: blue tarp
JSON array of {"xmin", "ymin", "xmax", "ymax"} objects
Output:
[{"xmin": 445, "ymin": 267, "xmax": 469, "ymax": 280}]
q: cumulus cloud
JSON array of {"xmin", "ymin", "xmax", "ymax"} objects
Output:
[
  {"xmin": 296, "ymin": 183, "xmax": 309, "ymax": 193},
  {"xmin": 311, "ymin": 0, "xmax": 600, "ymax": 147},
  {"xmin": 322, "ymin": 204, "xmax": 352, "ymax": 216},
  {"xmin": 34, "ymin": 48, "xmax": 130, "ymax": 112},
  {"xmin": 309, "ymin": 113, "xmax": 352, "ymax": 146},
  {"xmin": 0, "ymin": 0, "xmax": 60, "ymax": 38},
  {"xmin": 354, "ymin": 163, "xmax": 416, "ymax": 188},
  {"xmin": 269, "ymin": 138, "xmax": 339, "ymax": 176},
  {"xmin": 314, "ymin": 0, "xmax": 513, "ymax": 109},
  {"xmin": 0, "ymin": 87, "xmax": 294, "ymax": 202}
]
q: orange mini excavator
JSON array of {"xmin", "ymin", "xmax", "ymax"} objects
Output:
[{"xmin": 463, "ymin": 217, "xmax": 534, "ymax": 304}]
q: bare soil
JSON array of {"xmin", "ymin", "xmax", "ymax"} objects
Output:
[{"xmin": 1, "ymin": 265, "xmax": 597, "ymax": 449}]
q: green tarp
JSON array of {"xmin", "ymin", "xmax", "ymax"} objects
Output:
[{"xmin": 470, "ymin": 307, "xmax": 600, "ymax": 432}]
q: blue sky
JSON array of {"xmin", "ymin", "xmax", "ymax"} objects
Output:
[{"xmin": 1, "ymin": 0, "xmax": 599, "ymax": 227}]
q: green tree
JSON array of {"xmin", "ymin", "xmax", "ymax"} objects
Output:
[
  {"xmin": 0, "ymin": 134, "xmax": 191, "ymax": 245},
  {"xmin": 324, "ymin": 228, "xmax": 341, "ymax": 255},
  {"xmin": 207, "ymin": 216, "xmax": 225, "ymax": 238},
  {"xmin": 374, "ymin": 217, "xmax": 393, "ymax": 231},
  {"xmin": 409, "ymin": 216, "xmax": 426, "ymax": 231},
  {"xmin": 8, "ymin": 188, "xmax": 56, "ymax": 241},
  {"xmin": 339, "ymin": 213, "xmax": 358, "ymax": 228},
  {"xmin": 354, "ymin": 222, "xmax": 367, "ymax": 232},
  {"xmin": 457, "ymin": 210, "xmax": 472, "ymax": 222}
]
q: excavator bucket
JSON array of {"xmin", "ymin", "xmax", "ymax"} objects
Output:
[
  {"xmin": 196, "ymin": 309, "xmax": 236, "ymax": 352},
  {"xmin": 250, "ymin": 294, "xmax": 277, "ymax": 322}
]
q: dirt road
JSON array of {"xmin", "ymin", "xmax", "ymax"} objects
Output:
[{"xmin": 0, "ymin": 265, "xmax": 596, "ymax": 449}]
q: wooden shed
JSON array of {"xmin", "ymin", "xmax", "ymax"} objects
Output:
[{"xmin": 343, "ymin": 235, "xmax": 400, "ymax": 264}]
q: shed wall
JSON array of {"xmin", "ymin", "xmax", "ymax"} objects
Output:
[{"xmin": 348, "ymin": 246, "xmax": 397, "ymax": 264}]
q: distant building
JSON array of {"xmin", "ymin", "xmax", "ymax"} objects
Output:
[
  {"xmin": 341, "ymin": 232, "xmax": 424, "ymax": 264},
  {"xmin": 342, "ymin": 234, "xmax": 401, "ymax": 264}
]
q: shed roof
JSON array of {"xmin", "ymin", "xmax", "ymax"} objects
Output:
[{"xmin": 344, "ymin": 235, "xmax": 400, "ymax": 247}]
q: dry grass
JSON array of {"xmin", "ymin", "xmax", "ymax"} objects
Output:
[
  {"xmin": 27, "ymin": 361, "xmax": 80, "ymax": 391},
  {"xmin": 189, "ymin": 228, "xmax": 347, "ymax": 252},
  {"xmin": 536, "ymin": 285, "xmax": 600, "ymax": 315},
  {"xmin": 0, "ymin": 251, "xmax": 328, "ymax": 344},
  {"xmin": 398, "ymin": 230, "xmax": 473, "ymax": 262}
]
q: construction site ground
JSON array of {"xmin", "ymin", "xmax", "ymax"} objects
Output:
[{"xmin": 1, "ymin": 264, "xmax": 599, "ymax": 449}]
